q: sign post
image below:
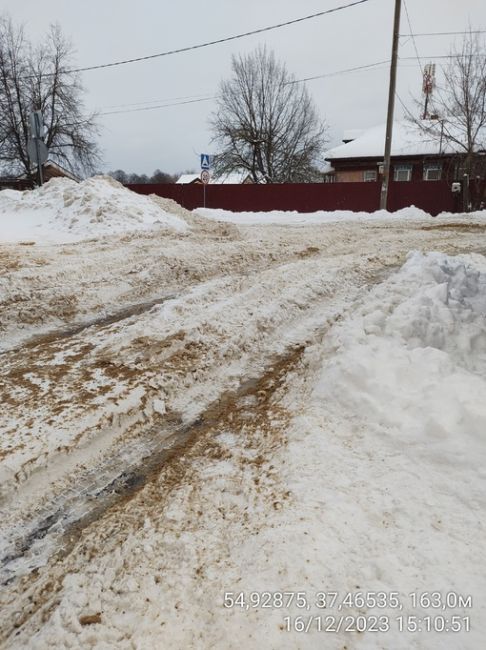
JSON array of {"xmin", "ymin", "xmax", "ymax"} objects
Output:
[
  {"xmin": 200, "ymin": 154, "xmax": 211, "ymax": 208},
  {"xmin": 200, "ymin": 154, "xmax": 211, "ymax": 170},
  {"xmin": 29, "ymin": 111, "xmax": 48, "ymax": 186},
  {"xmin": 201, "ymin": 170, "xmax": 210, "ymax": 208}
]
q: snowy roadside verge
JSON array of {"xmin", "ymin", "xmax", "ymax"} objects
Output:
[{"xmin": 197, "ymin": 205, "xmax": 486, "ymax": 226}]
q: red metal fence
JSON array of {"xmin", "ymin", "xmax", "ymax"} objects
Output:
[
  {"xmin": 127, "ymin": 180, "xmax": 458, "ymax": 216},
  {"xmin": 1, "ymin": 178, "xmax": 458, "ymax": 215}
]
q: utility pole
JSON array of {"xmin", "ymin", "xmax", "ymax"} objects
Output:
[{"xmin": 380, "ymin": 0, "xmax": 402, "ymax": 211}]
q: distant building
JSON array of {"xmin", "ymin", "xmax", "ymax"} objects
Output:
[
  {"xmin": 176, "ymin": 174, "xmax": 202, "ymax": 184},
  {"xmin": 176, "ymin": 170, "xmax": 254, "ymax": 184},
  {"xmin": 210, "ymin": 170, "xmax": 254, "ymax": 184},
  {"xmin": 42, "ymin": 161, "xmax": 79, "ymax": 182},
  {"xmin": 325, "ymin": 121, "xmax": 466, "ymax": 184},
  {"xmin": 0, "ymin": 159, "xmax": 79, "ymax": 191}
]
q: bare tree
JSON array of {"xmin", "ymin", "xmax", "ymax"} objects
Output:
[
  {"xmin": 414, "ymin": 32, "xmax": 486, "ymax": 209},
  {"xmin": 109, "ymin": 169, "xmax": 129, "ymax": 184},
  {"xmin": 150, "ymin": 169, "xmax": 177, "ymax": 183},
  {"xmin": 210, "ymin": 46, "xmax": 327, "ymax": 183},
  {"xmin": 0, "ymin": 16, "xmax": 100, "ymax": 181},
  {"xmin": 109, "ymin": 169, "xmax": 177, "ymax": 184}
]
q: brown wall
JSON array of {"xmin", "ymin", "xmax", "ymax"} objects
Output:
[
  {"xmin": 0, "ymin": 179, "xmax": 34, "ymax": 191},
  {"xmin": 336, "ymin": 170, "xmax": 376, "ymax": 183},
  {"xmin": 330, "ymin": 155, "xmax": 457, "ymax": 184}
]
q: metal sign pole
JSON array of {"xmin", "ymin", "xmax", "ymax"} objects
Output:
[
  {"xmin": 35, "ymin": 138, "xmax": 44, "ymax": 186},
  {"xmin": 200, "ymin": 159, "xmax": 210, "ymax": 207},
  {"xmin": 29, "ymin": 111, "xmax": 48, "ymax": 186}
]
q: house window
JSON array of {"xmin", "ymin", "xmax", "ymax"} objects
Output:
[
  {"xmin": 363, "ymin": 170, "xmax": 377, "ymax": 182},
  {"xmin": 423, "ymin": 162, "xmax": 442, "ymax": 181},
  {"xmin": 393, "ymin": 164, "xmax": 413, "ymax": 182}
]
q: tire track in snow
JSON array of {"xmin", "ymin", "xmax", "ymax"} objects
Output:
[
  {"xmin": 0, "ymin": 292, "xmax": 177, "ymax": 356},
  {"xmin": 0, "ymin": 343, "xmax": 306, "ymax": 642}
]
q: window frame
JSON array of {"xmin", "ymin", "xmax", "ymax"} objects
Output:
[
  {"xmin": 363, "ymin": 170, "xmax": 378, "ymax": 182},
  {"xmin": 423, "ymin": 162, "xmax": 442, "ymax": 181},
  {"xmin": 393, "ymin": 164, "xmax": 413, "ymax": 182}
]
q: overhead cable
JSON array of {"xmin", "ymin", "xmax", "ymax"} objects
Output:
[
  {"xmin": 31, "ymin": 0, "xmax": 372, "ymax": 77},
  {"xmin": 402, "ymin": 0, "xmax": 423, "ymax": 75},
  {"xmin": 400, "ymin": 30, "xmax": 486, "ymax": 38}
]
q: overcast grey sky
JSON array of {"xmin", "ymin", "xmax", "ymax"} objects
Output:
[{"xmin": 2, "ymin": 0, "xmax": 486, "ymax": 175}]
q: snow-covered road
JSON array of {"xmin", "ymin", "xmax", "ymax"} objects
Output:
[{"xmin": 1, "ymin": 179, "xmax": 485, "ymax": 649}]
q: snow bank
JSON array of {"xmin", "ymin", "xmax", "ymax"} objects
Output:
[
  {"xmin": 197, "ymin": 206, "xmax": 486, "ymax": 225},
  {"xmin": 312, "ymin": 250, "xmax": 486, "ymax": 458},
  {"xmin": 196, "ymin": 205, "xmax": 445, "ymax": 225},
  {"xmin": 0, "ymin": 176, "xmax": 189, "ymax": 243},
  {"xmin": 262, "ymin": 250, "xmax": 486, "ymax": 649}
]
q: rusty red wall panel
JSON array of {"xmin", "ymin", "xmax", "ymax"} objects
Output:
[
  {"xmin": 127, "ymin": 180, "xmax": 456, "ymax": 217},
  {"xmin": 388, "ymin": 180, "xmax": 455, "ymax": 215}
]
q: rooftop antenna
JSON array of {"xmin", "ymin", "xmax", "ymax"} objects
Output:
[{"xmin": 422, "ymin": 63, "xmax": 436, "ymax": 119}]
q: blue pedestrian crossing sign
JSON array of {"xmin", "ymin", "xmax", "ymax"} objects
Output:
[{"xmin": 200, "ymin": 154, "xmax": 211, "ymax": 170}]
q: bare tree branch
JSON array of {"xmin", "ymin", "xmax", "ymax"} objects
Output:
[
  {"xmin": 210, "ymin": 46, "xmax": 328, "ymax": 183},
  {"xmin": 0, "ymin": 16, "xmax": 101, "ymax": 181},
  {"xmin": 411, "ymin": 31, "xmax": 486, "ymax": 208}
]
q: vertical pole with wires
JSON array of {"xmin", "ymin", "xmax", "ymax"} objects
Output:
[{"xmin": 380, "ymin": 0, "xmax": 402, "ymax": 211}]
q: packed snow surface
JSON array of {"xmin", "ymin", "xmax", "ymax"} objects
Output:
[
  {"xmin": 0, "ymin": 186, "xmax": 485, "ymax": 649},
  {"xmin": 0, "ymin": 176, "xmax": 188, "ymax": 242}
]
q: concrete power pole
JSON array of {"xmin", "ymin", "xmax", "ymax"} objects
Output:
[{"xmin": 380, "ymin": 0, "xmax": 402, "ymax": 211}]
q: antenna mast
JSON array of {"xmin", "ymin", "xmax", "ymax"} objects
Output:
[{"xmin": 422, "ymin": 63, "xmax": 436, "ymax": 119}]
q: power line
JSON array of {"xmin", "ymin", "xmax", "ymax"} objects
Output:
[
  {"xmin": 287, "ymin": 60, "xmax": 392, "ymax": 85},
  {"xmin": 100, "ymin": 58, "xmax": 425, "ymax": 115},
  {"xmin": 401, "ymin": 53, "xmax": 484, "ymax": 60},
  {"xmin": 30, "ymin": 0, "xmax": 372, "ymax": 77},
  {"xmin": 400, "ymin": 30, "xmax": 486, "ymax": 37},
  {"xmin": 102, "ymin": 93, "xmax": 214, "ymax": 110},
  {"xmin": 402, "ymin": 0, "xmax": 423, "ymax": 75},
  {"xmin": 101, "ymin": 60, "xmax": 394, "ymax": 115},
  {"xmin": 98, "ymin": 52, "xmax": 443, "ymax": 117},
  {"xmin": 99, "ymin": 96, "xmax": 215, "ymax": 116},
  {"xmin": 98, "ymin": 55, "xmax": 455, "ymax": 116},
  {"xmin": 395, "ymin": 91, "xmax": 416, "ymax": 121}
]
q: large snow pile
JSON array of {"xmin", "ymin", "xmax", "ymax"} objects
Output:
[
  {"xmin": 311, "ymin": 250, "xmax": 486, "ymax": 464},
  {"xmin": 261, "ymin": 250, "xmax": 486, "ymax": 649},
  {"xmin": 0, "ymin": 176, "xmax": 189, "ymax": 242}
]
